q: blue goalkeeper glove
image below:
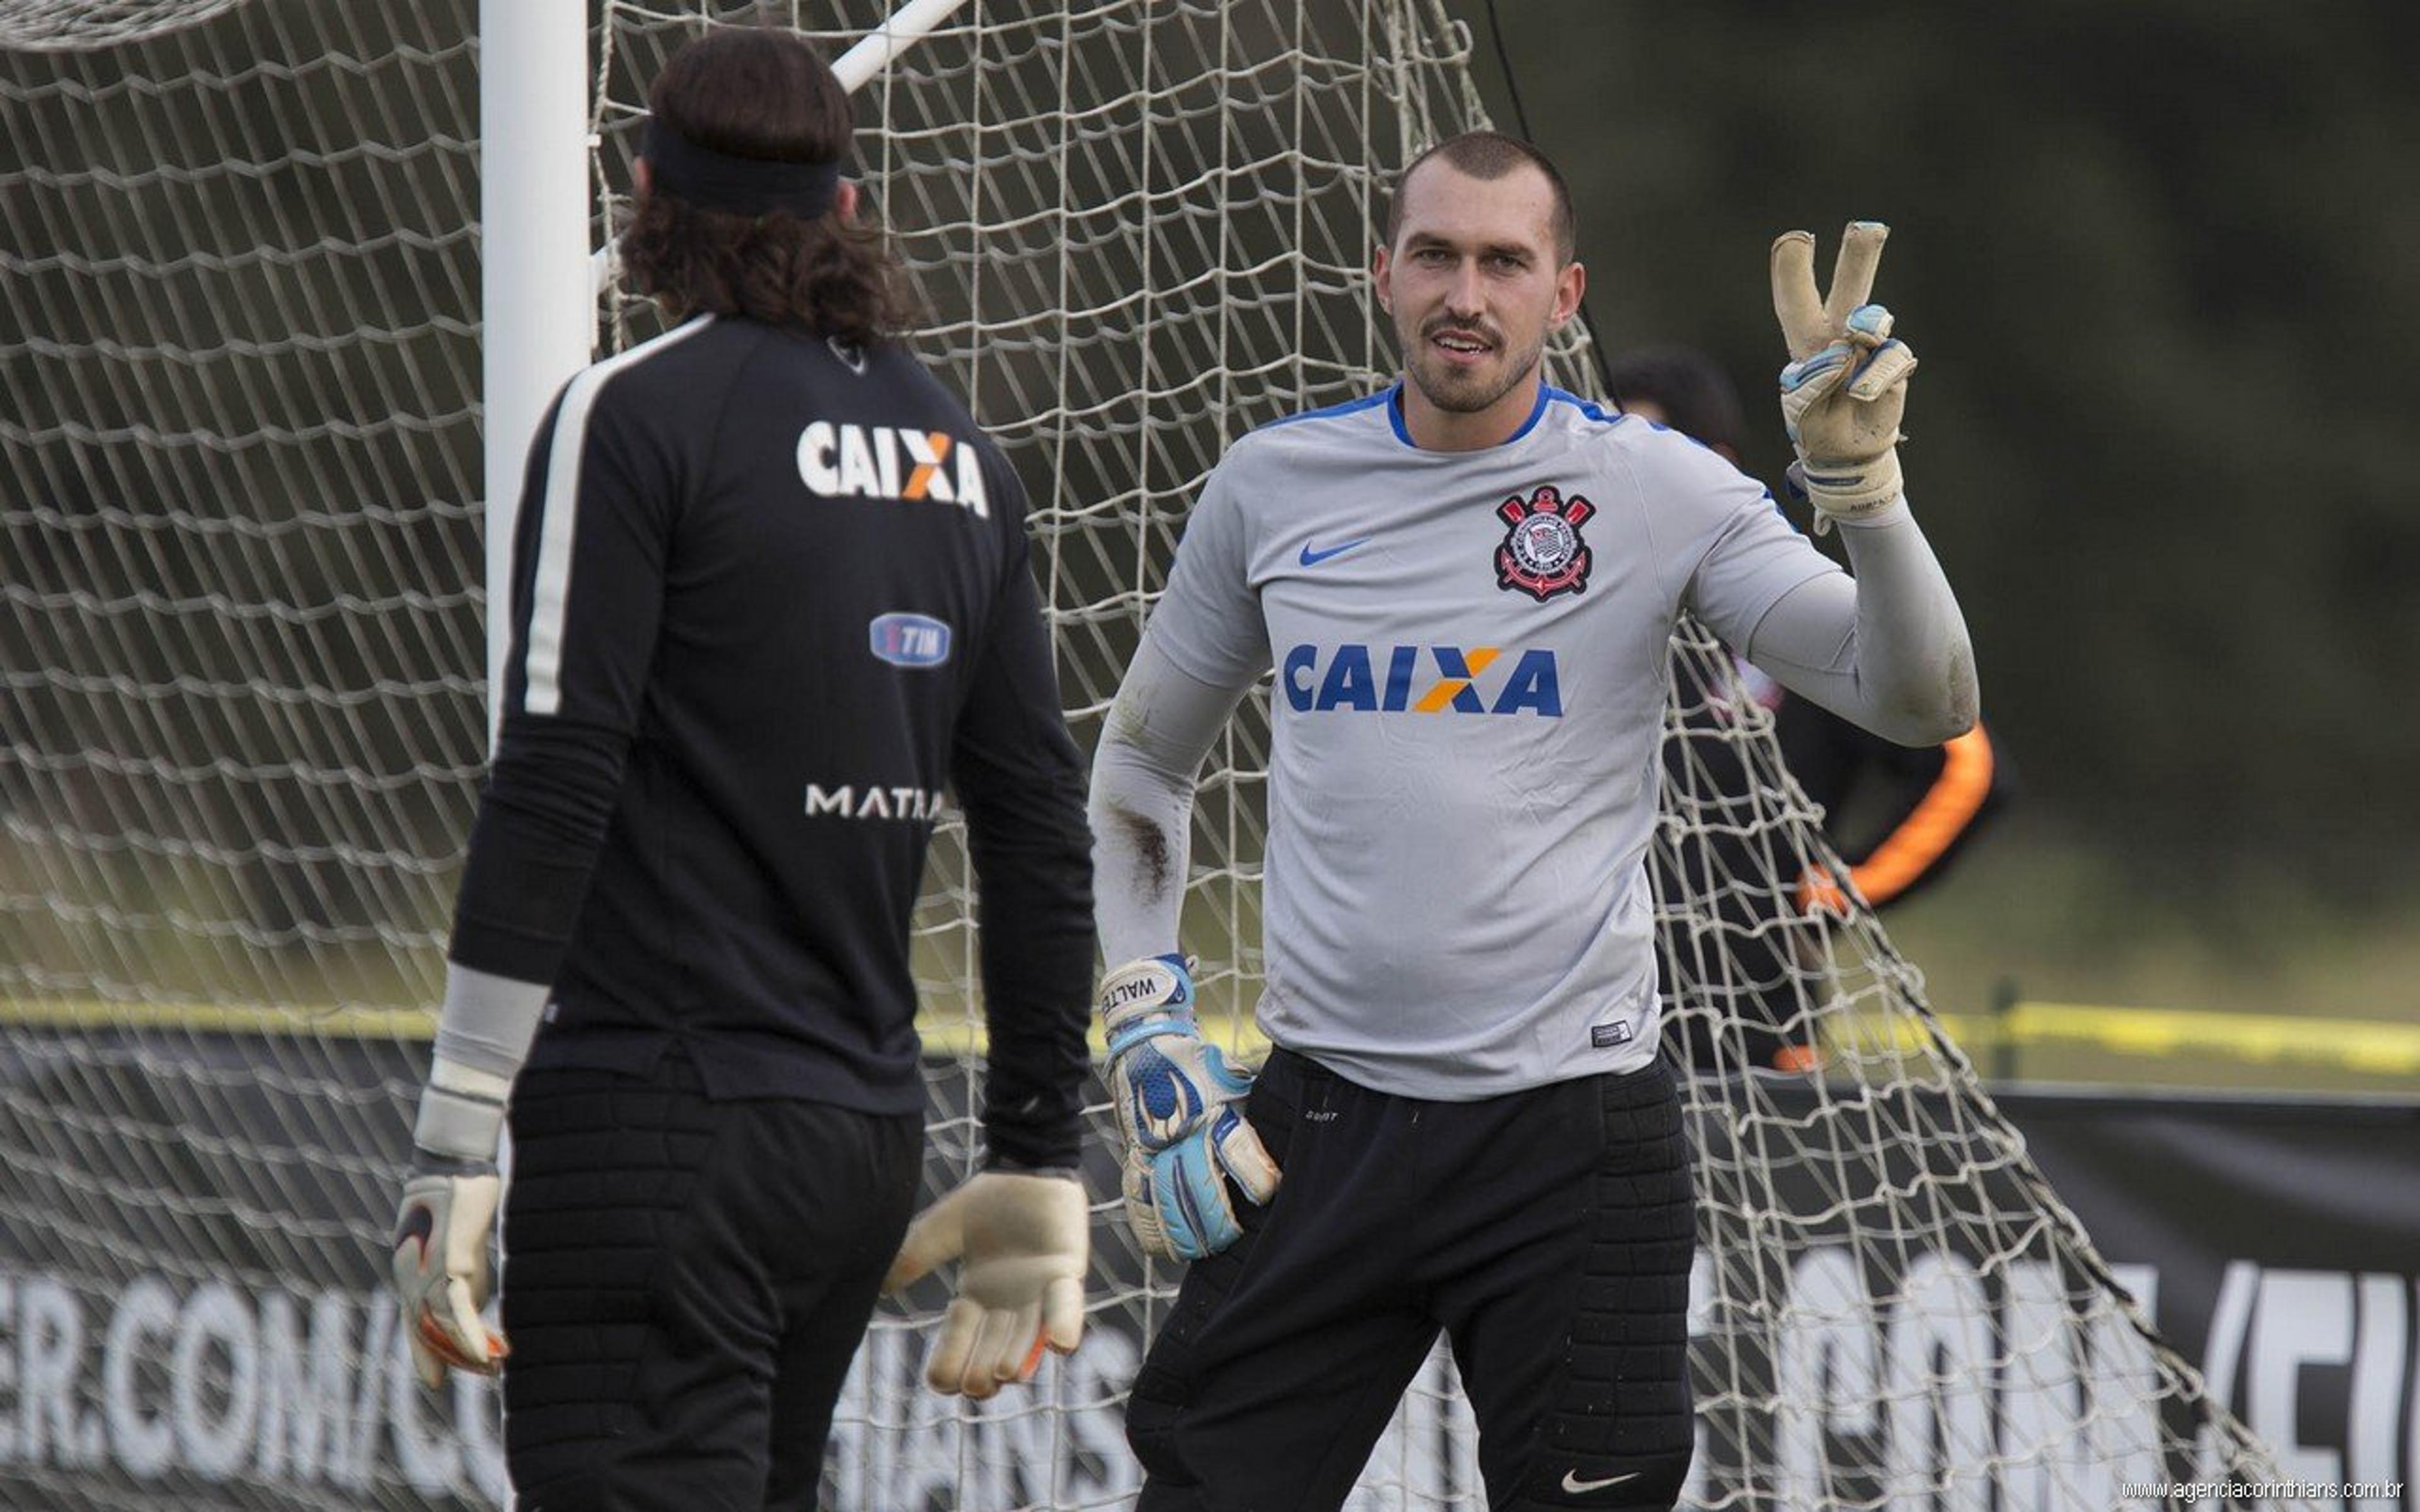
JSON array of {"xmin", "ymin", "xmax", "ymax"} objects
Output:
[
  {"xmin": 1100, "ymin": 954, "xmax": 1280, "ymax": 1259},
  {"xmin": 1121, "ymin": 1111, "xmax": 1279, "ymax": 1261}
]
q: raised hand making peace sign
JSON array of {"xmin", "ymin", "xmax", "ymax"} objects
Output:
[{"xmin": 1770, "ymin": 220, "xmax": 1920, "ymax": 527}]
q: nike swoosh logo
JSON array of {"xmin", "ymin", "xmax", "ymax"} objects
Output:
[
  {"xmin": 1298, "ymin": 537, "xmax": 1369, "ymax": 567},
  {"xmin": 1561, "ymin": 1470, "xmax": 1640, "ymax": 1495}
]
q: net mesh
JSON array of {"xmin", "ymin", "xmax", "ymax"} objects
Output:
[
  {"xmin": 0, "ymin": 2, "xmax": 495, "ymax": 1508},
  {"xmin": 0, "ymin": 0, "xmax": 2305, "ymax": 1507}
]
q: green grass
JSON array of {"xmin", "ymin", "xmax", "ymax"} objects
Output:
[
  {"xmin": 1876, "ymin": 822, "xmax": 2420, "ymax": 1094},
  {"xmin": 11, "ymin": 824, "xmax": 2412, "ymax": 1099}
]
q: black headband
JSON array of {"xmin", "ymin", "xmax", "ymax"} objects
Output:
[{"xmin": 642, "ymin": 118, "xmax": 842, "ymax": 219}]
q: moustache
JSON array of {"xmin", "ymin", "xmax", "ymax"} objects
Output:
[{"xmin": 1420, "ymin": 321, "xmax": 1499, "ymax": 348}]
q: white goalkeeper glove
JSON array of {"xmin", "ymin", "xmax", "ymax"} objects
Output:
[
  {"xmin": 392, "ymin": 1162, "xmax": 507, "ymax": 1387},
  {"xmin": 882, "ymin": 1170, "xmax": 1088, "ymax": 1399},
  {"xmin": 390, "ymin": 1056, "xmax": 511, "ymax": 1387},
  {"xmin": 1771, "ymin": 220, "xmax": 1920, "ymax": 529},
  {"xmin": 1101, "ymin": 954, "xmax": 1280, "ymax": 1260}
]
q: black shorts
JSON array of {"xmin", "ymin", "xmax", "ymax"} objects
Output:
[
  {"xmin": 1129, "ymin": 1049, "xmax": 1696, "ymax": 1512},
  {"xmin": 500, "ymin": 1050, "xmax": 921, "ymax": 1512}
]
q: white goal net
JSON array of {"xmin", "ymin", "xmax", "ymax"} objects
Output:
[{"xmin": 0, "ymin": 1, "xmax": 2306, "ymax": 1508}]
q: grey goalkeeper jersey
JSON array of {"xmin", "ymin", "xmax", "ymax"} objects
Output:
[{"xmin": 1143, "ymin": 383, "xmax": 1838, "ymax": 1096}]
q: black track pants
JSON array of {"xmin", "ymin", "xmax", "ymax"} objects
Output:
[
  {"xmin": 1129, "ymin": 1049, "xmax": 1696, "ymax": 1512},
  {"xmin": 500, "ymin": 1053, "xmax": 922, "ymax": 1511}
]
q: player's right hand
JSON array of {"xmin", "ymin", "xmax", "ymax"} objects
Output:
[
  {"xmin": 391, "ymin": 1162, "xmax": 508, "ymax": 1388},
  {"xmin": 1100, "ymin": 954, "xmax": 1281, "ymax": 1258},
  {"xmin": 1101, "ymin": 954, "xmax": 1254, "ymax": 1153},
  {"xmin": 1122, "ymin": 1109, "xmax": 1280, "ymax": 1261},
  {"xmin": 882, "ymin": 1170, "xmax": 1088, "ymax": 1399}
]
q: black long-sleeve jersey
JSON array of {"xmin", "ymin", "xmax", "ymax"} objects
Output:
[
  {"xmin": 447, "ymin": 314, "xmax": 1095, "ymax": 1167},
  {"xmin": 1777, "ymin": 695, "xmax": 2012, "ymax": 912}
]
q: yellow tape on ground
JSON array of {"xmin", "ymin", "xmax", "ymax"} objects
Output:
[
  {"xmin": 912, "ymin": 1010, "xmax": 1270, "ymax": 1062},
  {"xmin": 0, "ymin": 999, "xmax": 438, "ymax": 1040},
  {"xmin": 4, "ymin": 997, "xmax": 2410, "ymax": 1075},
  {"xmin": 1857, "ymin": 1002, "xmax": 2420, "ymax": 1076},
  {"xmin": 0, "ymin": 998, "xmax": 1277, "ymax": 1057}
]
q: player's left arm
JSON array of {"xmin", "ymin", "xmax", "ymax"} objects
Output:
[
  {"xmin": 947, "ymin": 449, "xmax": 1096, "ymax": 1176},
  {"xmin": 1742, "ymin": 512, "xmax": 1977, "ymax": 747},
  {"xmin": 1666, "ymin": 438, "xmax": 1975, "ymax": 748},
  {"xmin": 1674, "ymin": 249, "xmax": 1976, "ymax": 743},
  {"xmin": 1743, "ymin": 219, "xmax": 1978, "ymax": 744},
  {"xmin": 887, "ymin": 446, "xmax": 1094, "ymax": 1401}
]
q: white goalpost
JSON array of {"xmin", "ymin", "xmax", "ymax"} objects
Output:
[
  {"xmin": 476, "ymin": 0, "xmax": 589, "ymax": 730},
  {"xmin": 0, "ymin": 2, "xmax": 2315, "ymax": 1509}
]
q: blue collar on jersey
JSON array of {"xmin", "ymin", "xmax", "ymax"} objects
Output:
[{"xmin": 1386, "ymin": 379, "xmax": 1555, "ymax": 450}]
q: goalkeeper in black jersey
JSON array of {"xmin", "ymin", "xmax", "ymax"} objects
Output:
[{"xmin": 384, "ymin": 29, "xmax": 1095, "ymax": 1511}]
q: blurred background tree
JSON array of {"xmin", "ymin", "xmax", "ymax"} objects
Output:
[
  {"xmin": 4, "ymin": 0, "xmax": 2409, "ymax": 1045},
  {"xmin": 1463, "ymin": 0, "xmax": 2420, "ymax": 1021}
]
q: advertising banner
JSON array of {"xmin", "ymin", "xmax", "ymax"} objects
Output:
[
  {"xmin": 2001, "ymin": 1086, "xmax": 2420, "ymax": 1510},
  {"xmin": 3, "ymin": 1034, "xmax": 2413, "ymax": 1509}
]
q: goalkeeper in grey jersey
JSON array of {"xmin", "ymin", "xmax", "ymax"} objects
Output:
[{"xmin": 1088, "ymin": 130, "xmax": 1975, "ymax": 1511}]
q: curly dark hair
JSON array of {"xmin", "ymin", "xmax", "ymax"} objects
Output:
[{"xmin": 618, "ymin": 26, "xmax": 920, "ymax": 346}]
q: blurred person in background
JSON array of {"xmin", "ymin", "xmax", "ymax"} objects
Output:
[{"xmin": 1610, "ymin": 346, "xmax": 2013, "ymax": 1079}]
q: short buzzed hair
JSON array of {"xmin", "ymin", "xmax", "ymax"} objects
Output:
[{"xmin": 1384, "ymin": 130, "xmax": 1577, "ymax": 264}]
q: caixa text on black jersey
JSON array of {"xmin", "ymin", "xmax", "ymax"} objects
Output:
[{"xmin": 796, "ymin": 420, "xmax": 992, "ymax": 515}]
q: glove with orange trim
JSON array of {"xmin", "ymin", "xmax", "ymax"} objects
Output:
[
  {"xmin": 882, "ymin": 1170, "xmax": 1089, "ymax": 1399},
  {"xmin": 391, "ymin": 1053, "xmax": 513, "ymax": 1387},
  {"xmin": 391, "ymin": 1159, "xmax": 507, "ymax": 1387}
]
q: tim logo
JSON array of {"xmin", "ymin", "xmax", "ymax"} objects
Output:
[
  {"xmin": 797, "ymin": 422, "xmax": 991, "ymax": 517},
  {"xmin": 1281, "ymin": 643, "xmax": 1562, "ymax": 717},
  {"xmin": 868, "ymin": 612, "xmax": 952, "ymax": 668},
  {"xmin": 1495, "ymin": 484, "xmax": 1593, "ymax": 601}
]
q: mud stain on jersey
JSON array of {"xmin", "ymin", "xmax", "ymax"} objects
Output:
[{"xmin": 1105, "ymin": 801, "xmax": 1173, "ymax": 903}]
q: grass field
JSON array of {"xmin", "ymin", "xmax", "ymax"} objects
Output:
[
  {"xmin": 1873, "ymin": 823, "xmax": 2420, "ymax": 1094},
  {"xmin": 9, "ymin": 825, "xmax": 2412, "ymax": 1099}
]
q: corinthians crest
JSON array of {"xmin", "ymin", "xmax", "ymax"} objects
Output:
[{"xmin": 1494, "ymin": 484, "xmax": 1594, "ymax": 601}]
